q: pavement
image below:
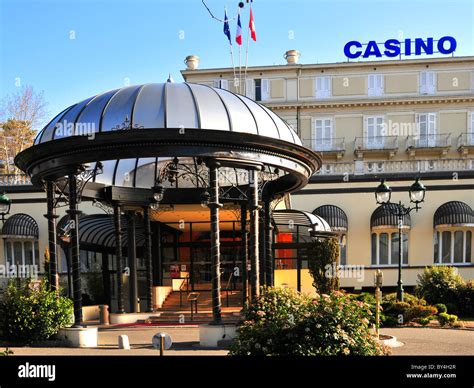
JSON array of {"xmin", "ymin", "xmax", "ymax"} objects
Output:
[{"xmin": 2, "ymin": 326, "xmax": 473, "ymax": 356}]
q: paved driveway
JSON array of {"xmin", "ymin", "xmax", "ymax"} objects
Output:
[{"xmin": 380, "ymin": 327, "xmax": 474, "ymax": 355}]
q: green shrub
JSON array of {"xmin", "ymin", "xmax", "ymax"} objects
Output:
[
  {"xmin": 381, "ymin": 293, "xmax": 437, "ymax": 324},
  {"xmin": 0, "ymin": 280, "xmax": 73, "ymax": 343},
  {"xmin": 229, "ymin": 287, "xmax": 387, "ymax": 356},
  {"xmin": 351, "ymin": 292, "xmax": 386, "ymax": 325},
  {"xmin": 307, "ymin": 237, "xmax": 340, "ymax": 294},
  {"xmin": 438, "ymin": 312, "xmax": 458, "ymax": 327},
  {"xmin": 435, "ymin": 303, "xmax": 447, "ymax": 314},
  {"xmin": 415, "ymin": 317, "xmax": 431, "ymax": 326},
  {"xmin": 405, "ymin": 305, "xmax": 437, "ymax": 322},
  {"xmin": 415, "ymin": 266, "xmax": 464, "ymax": 308},
  {"xmin": 456, "ymin": 280, "xmax": 474, "ymax": 316}
]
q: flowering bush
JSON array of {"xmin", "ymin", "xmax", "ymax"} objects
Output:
[
  {"xmin": 0, "ymin": 280, "xmax": 73, "ymax": 343},
  {"xmin": 229, "ymin": 287, "xmax": 387, "ymax": 356}
]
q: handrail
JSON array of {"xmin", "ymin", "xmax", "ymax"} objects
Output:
[
  {"xmin": 224, "ymin": 272, "xmax": 234, "ymax": 307},
  {"xmin": 187, "ymin": 292, "xmax": 200, "ymax": 321},
  {"xmin": 179, "ymin": 276, "xmax": 189, "ymax": 307}
]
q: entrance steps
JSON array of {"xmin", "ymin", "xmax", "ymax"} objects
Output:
[{"xmin": 137, "ymin": 289, "xmax": 243, "ymax": 325}]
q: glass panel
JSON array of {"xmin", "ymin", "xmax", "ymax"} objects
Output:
[
  {"xmin": 379, "ymin": 233, "xmax": 389, "ymax": 265},
  {"xmin": 403, "ymin": 233, "xmax": 409, "ymax": 264},
  {"xmin": 340, "ymin": 235, "xmax": 347, "ymax": 266},
  {"xmin": 34, "ymin": 242, "xmax": 39, "ymax": 267},
  {"xmin": 166, "ymin": 83, "xmax": 199, "ymax": 129},
  {"xmin": 53, "ymin": 97, "xmax": 95, "ymax": 139},
  {"xmin": 132, "ymin": 83, "xmax": 165, "ymax": 129},
  {"xmin": 94, "ymin": 160, "xmax": 118, "ymax": 185},
  {"xmin": 13, "ymin": 241, "xmax": 23, "ymax": 266},
  {"xmin": 433, "ymin": 231, "xmax": 439, "ymax": 263},
  {"xmin": 453, "ymin": 231, "xmax": 464, "ymax": 263},
  {"xmin": 391, "ymin": 232, "xmax": 399, "ymax": 265},
  {"xmin": 189, "ymin": 84, "xmax": 229, "ymax": 131},
  {"xmin": 371, "ymin": 233, "xmax": 377, "ymax": 265},
  {"xmin": 134, "ymin": 158, "xmax": 156, "ymax": 188},
  {"xmin": 441, "ymin": 231, "xmax": 451, "ymax": 263},
  {"xmin": 466, "ymin": 231, "xmax": 472, "ymax": 263},
  {"xmin": 76, "ymin": 89, "xmax": 119, "ymax": 134},
  {"xmin": 5, "ymin": 241, "xmax": 12, "ymax": 265},
  {"xmin": 102, "ymin": 85, "xmax": 142, "ymax": 132},
  {"xmin": 114, "ymin": 158, "xmax": 138, "ymax": 187},
  {"xmin": 24, "ymin": 241, "xmax": 33, "ymax": 266}
]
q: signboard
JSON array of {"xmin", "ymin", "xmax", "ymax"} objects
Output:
[
  {"xmin": 169, "ymin": 264, "xmax": 180, "ymax": 278},
  {"xmin": 344, "ymin": 36, "xmax": 457, "ymax": 59}
]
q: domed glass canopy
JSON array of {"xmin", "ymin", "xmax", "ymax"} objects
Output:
[{"xmin": 16, "ymin": 82, "xmax": 321, "ymax": 197}]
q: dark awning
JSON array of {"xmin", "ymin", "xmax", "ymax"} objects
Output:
[
  {"xmin": 57, "ymin": 214, "xmax": 145, "ymax": 250},
  {"xmin": 1, "ymin": 213, "xmax": 39, "ymax": 239},
  {"xmin": 272, "ymin": 209, "xmax": 332, "ymax": 235},
  {"xmin": 313, "ymin": 205, "xmax": 348, "ymax": 232},
  {"xmin": 370, "ymin": 204, "xmax": 411, "ymax": 229},
  {"xmin": 434, "ymin": 201, "xmax": 474, "ymax": 227}
]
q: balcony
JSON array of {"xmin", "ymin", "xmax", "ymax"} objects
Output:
[
  {"xmin": 353, "ymin": 136, "xmax": 398, "ymax": 159},
  {"xmin": 0, "ymin": 174, "xmax": 32, "ymax": 186},
  {"xmin": 405, "ymin": 133, "xmax": 451, "ymax": 157},
  {"xmin": 302, "ymin": 137, "xmax": 345, "ymax": 160},
  {"xmin": 315, "ymin": 158, "xmax": 474, "ymax": 176},
  {"xmin": 457, "ymin": 133, "xmax": 474, "ymax": 157}
]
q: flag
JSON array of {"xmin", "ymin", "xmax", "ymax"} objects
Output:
[
  {"xmin": 249, "ymin": 8, "xmax": 256, "ymax": 42},
  {"xmin": 223, "ymin": 9, "xmax": 231, "ymax": 44},
  {"xmin": 236, "ymin": 14, "xmax": 242, "ymax": 45}
]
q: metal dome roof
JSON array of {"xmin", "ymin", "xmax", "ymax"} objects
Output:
[
  {"xmin": 313, "ymin": 205, "xmax": 348, "ymax": 231},
  {"xmin": 370, "ymin": 204, "xmax": 412, "ymax": 229},
  {"xmin": 2, "ymin": 213, "xmax": 39, "ymax": 239},
  {"xmin": 34, "ymin": 82, "xmax": 301, "ymax": 145},
  {"xmin": 272, "ymin": 209, "xmax": 332, "ymax": 234},
  {"xmin": 434, "ymin": 201, "xmax": 474, "ymax": 227}
]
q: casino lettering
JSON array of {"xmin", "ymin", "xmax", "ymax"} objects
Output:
[{"xmin": 344, "ymin": 36, "xmax": 457, "ymax": 59}]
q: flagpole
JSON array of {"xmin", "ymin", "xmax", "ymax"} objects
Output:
[
  {"xmin": 238, "ymin": 10, "xmax": 242, "ymax": 94},
  {"xmin": 224, "ymin": 7, "xmax": 237, "ymax": 91},
  {"xmin": 243, "ymin": 6, "xmax": 252, "ymax": 96}
]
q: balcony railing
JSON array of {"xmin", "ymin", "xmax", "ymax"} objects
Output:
[
  {"xmin": 0, "ymin": 174, "xmax": 31, "ymax": 186},
  {"xmin": 315, "ymin": 158, "xmax": 474, "ymax": 176},
  {"xmin": 354, "ymin": 136, "xmax": 398, "ymax": 151},
  {"xmin": 457, "ymin": 133, "xmax": 474, "ymax": 148},
  {"xmin": 406, "ymin": 133, "xmax": 451, "ymax": 149},
  {"xmin": 302, "ymin": 137, "xmax": 345, "ymax": 152}
]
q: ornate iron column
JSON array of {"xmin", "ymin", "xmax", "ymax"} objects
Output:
[
  {"xmin": 240, "ymin": 202, "xmax": 248, "ymax": 306},
  {"xmin": 248, "ymin": 167, "xmax": 261, "ymax": 299},
  {"xmin": 44, "ymin": 180, "xmax": 59, "ymax": 293},
  {"xmin": 113, "ymin": 204, "xmax": 125, "ymax": 313},
  {"xmin": 259, "ymin": 208, "xmax": 266, "ymax": 286},
  {"xmin": 102, "ymin": 251, "xmax": 111, "ymax": 308},
  {"xmin": 143, "ymin": 206, "xmax": 154, "ymax": 312},
  {"xmin": 207, "ymin": 160, "xmax": 222, "ymax": 324},
  {"xmin": 67, "ymin": 172, "xmax": 83, "ymax": 327},
  {"xmin": 264, "ymin": 199, "xmax": 274, "ymax": 287},
  {"xmin": 127, "ymin": 212, "xmax": 138, "ymax": 313}
]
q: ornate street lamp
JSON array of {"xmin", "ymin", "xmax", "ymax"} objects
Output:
[
  {"xmin": 0, "ymin": 192, "xmax": 11, "ymax": 223},
  {"xmin": 374, "ymin": 178, "xmax": 427, "ymax": 302}
]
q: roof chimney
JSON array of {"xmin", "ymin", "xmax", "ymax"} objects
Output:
[
  {"xmin": 284, "ymin": 50, "xmax": 300, "ymax": 65},
  {"xmin": 184, "ymin": 55, "xmax": 200, "ymax": 70}
]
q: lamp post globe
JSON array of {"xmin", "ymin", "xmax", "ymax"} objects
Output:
[
  {"xmin": 409, "ymin": 178, "xmax": 426, "ymax": 204},
  {"xmin": 375, "ymin": 179, "xmax": 392, "ymax": 204},
  {"xmin": 0, "ymin": 192, "xmax": 11, "ymax": 221}
]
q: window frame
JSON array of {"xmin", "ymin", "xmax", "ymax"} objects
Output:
[
  {"xmin": 368, "ymin": 74, "xmax": 384, "ymax": 96},
  {"xmin": 315, "ymin": 76, "xmax": 331, "ymax": 99},
  {"xmin": 371, "ymin": 229, "xmax": 409, "ymax": 267},
  {"xmin": 420, "ymin": 71, "xmax": 436, "ymax": 94},
  {"xmin": 313, "ymin": 117, "xmax": 333, "ymax": 150},
  {"xmin": 434, "ymin": 228, "xmax": 473, "ymax": 265}
]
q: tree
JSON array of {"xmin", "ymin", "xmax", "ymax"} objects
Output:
[
  {"xmin": 0, "ymin": 86, "xmax": 48, "ymax": 173},
  {"xmin": 307, "ymin": 237, "xmax": 340, "ymax": 294}
]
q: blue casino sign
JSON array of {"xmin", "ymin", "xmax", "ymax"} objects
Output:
[{"xmin": 344, "ymin": 36, "xmax": 457, "ymax": 59}]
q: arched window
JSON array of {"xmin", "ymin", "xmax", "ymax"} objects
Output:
[
  {"xmin": 370, "ymin": 205, "xmax": 410, "ymax": 266},
  {"xmin": 433, "ymin": 201, "xmax": 474, "ymax": 264}
]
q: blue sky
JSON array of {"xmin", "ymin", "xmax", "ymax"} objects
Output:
[{"xmin": 1, "ymin": 0, "xmax": 473, "ymax": 128}]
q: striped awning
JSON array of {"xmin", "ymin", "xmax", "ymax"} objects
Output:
[
  {"xmin": 2, "ymin": 213, "xmax": 39, "ymax": 239},
  {"xmin": 434, "ymin": 201, "xmax": 474, "ymax": 227},
  {"xmin": 313, "ymin": 205, "xmax": 348, "ymax": 232},
  {"xmin": 370, "ymin": 204, "xmax": 411, "ymax": 229},
  {"xmin": 272, "ymin": 209, "xmax": 332, "ymax": 235},
  {"xmin": 57, "ymin": 214, "xmax": 145, "ymax": 249}
]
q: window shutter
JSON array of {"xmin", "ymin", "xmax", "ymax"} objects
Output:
[
  {"xmin": 261, "ymin": 79, "xmax": 269, "ymax": 100},
  {"xmin": 378, "ymin": 74, "xmax": 384, "ymax": 95},
  {"xmin": 220, "ymin": 79, "xmax": 229, "ymax": 90},
  {"xmin": 368, "ymin": 75, "xmax": 374, "ymax": 96},
  {"xmin": 420, "ymin": 72, "xmax": 427, "ymax": 94},
  {"xmin": 429, "ymin": 72, "xmax": 436, "ymax": 93},
  {"xmin": 245, "ymin": 79, "xmax": 255, "ymax": 99}
]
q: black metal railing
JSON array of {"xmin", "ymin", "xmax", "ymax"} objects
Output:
[{"xmin": 406, "ymin": 133, "xmax": 451, "ymax": 149}]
